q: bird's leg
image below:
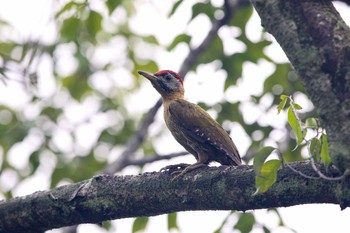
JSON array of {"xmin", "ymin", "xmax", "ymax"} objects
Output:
[
  {"xmin": 171, "ymin": 153, "xmax": 208, "ymax": 181},
  {"xmin": 171, "ymin": 163, "xmax": 207, "ymax": 180},
  {"xmin": 160, "ymin": 163, "xmax": 190, "ymax": 172}
]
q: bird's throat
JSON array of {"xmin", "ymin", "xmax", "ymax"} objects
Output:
[{"xmin": 161, "ymin": 92, "xmax": 184, "ymax": 103}]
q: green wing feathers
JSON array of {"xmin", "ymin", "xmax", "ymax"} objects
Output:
[{"xmin": 167, "ymin": 99, "xmax": 241, "ymax": 165}]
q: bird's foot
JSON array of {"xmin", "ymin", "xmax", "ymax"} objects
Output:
[
  {"xmin": 160, "ymin": 163, "xmax": 190, "ymax": 173},
  {"xmin": 171, "ymin": 163, "xmax": 207, "ymax": 181}
]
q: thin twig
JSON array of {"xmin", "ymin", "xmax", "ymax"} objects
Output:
[
  {"xmin": 102, "ymin": 100, "xmax": 162, "ymax": 174},
  {"xmin": 125, "ymin": 151, "xmax": 189, "ymax": 167},
  {"xmin": 278, "ymin": 149, "xmax": 320, "ymax": 180},
  {"xmin": 284, "ymin": 162, "xmax": 320, "ymax": 180},
  {"xmin": 309, "ymin": 156, "xmax": 345, "ymax": 181}
]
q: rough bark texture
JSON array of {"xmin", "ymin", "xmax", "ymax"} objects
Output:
[
  {"xmin": 0, "ymin": 162, "xmax": 344, "ymax": 233},
  {"xmin": 251, "ymin": 0, "xmax": 350, "ymax": 171}
]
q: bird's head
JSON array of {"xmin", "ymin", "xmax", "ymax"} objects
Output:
[{"xmin": 138, "ymin": 70, "xmax": 184, "ymax": 100}]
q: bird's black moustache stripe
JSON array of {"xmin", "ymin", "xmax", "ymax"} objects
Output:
[{"xmin": 156, "ymin": 79, "xmax": 173, "ymax": 92}]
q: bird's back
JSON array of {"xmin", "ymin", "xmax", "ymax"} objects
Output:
[{"xmin": 164, "ymin": 99, "xmax": 241, "ymax": 166}]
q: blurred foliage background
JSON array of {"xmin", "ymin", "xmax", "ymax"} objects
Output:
[{"xmin": 1, "ymin": 0, "xmax": 345, "ymax": 232}]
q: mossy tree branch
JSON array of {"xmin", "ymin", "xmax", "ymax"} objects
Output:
[{"xmin": 0, "ymin": 162, "xmax": 345, "ymax": 233}]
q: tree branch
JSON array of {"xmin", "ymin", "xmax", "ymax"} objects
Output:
[
  {"xmin": 251, "ymin": 0, "xmax": 350, "ymax": 170},
  {"xmin": 0, "ymin": 162, "xmax": 345, "ymax": 233}
]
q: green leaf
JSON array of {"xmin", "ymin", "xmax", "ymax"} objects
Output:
[
  {"xmin": 134, "ymin": 60, "xmax": 159, "ymax": 79},
  {"xmin": 277, "ymin": 95, "xmax": 288, "ymax": 114},
  {"xmin": 223, "ymin": 53, "xmax": 244, "ymax": 89},
  {"xmin": 132, "ymin": 217, "xmax": 149, "ymax": 233},
  {"xmin": 264, "ymin": 63, "xmax": 302, "ymax": 99},
  {"xmin": 168, "ymin": 0, "xmax": 184, "ymax": 17},
  {"xmin": 143, "ymin": 35, "xmax": 159, "ymax": 45},
  {"xmin": 60, "ymin": 17, "xmax": 80, "ymax": 42},
  {"xmin": 234, "ymin": 213, "xmax": 255, "ymax": 233},
  {"xmin": 321, "ymin": 134, "xmax": 331, "ymax": 166},
  {"xmin": 0, "ymin": 115, "xmax": 29, "ymax": 153},
  {"xmin": 268, "ymin": 208, "xmax": 285, "ymax": 226},
  {"xmin": 28, "ymin": 151, "xmax": 41, "ymax": 175},
  {"xmin": 0, "ymin": 19, "xmax": 9, "ymax": 26},
  {"xmin": 280, "ymin": 94, "xmax": 289, "ymax": 100},
  {"xmin": 263, "ymin": 226, "xmax": 271, "ymax": 233},
  {"xmin": 230, "ymin": 5, "xmax": 253, "ymax": 28},
  {"xmin": 86, "ymin": 11, "xmax": 103, "ymax": 39},
  {"xmin": 41, "ymin": 107, "xmax": 63, "ymax": 121},
  {"xmin": 61, "ymin": 74, "xmax": 91, "ymax": 100},
  {"xmin": 309, "ymin": 137, "xmax": 321, "ymax": 160},
  {"xmin": 167, "ymin": 213, "xmax": 178, "ymax": 230},
  {"xmin": 55, "ymin": 2, "xmax": 87, "ymax": 18},
  {"xmin": 253, "ymin": 146, "xmax": 276, "ymax": 175},
  {"xmin": 191, "ymin": 2, "xmax": 216, "ymax": 21},
  {"xmin": 254, "ymin": 160, "xmax": 281, "ymax": 195},
  {"xmin": 305, "ymin": 117, "xmax": 318, "ymax": 129},
  {"xmin": 106, "ymin": 0, "xmax": 123, "ymax": 14},
  {"xmin": 0, "ymin": 42, "xmax": 17, "ymax": 58},
  {"xmin": 287, "ymin": 106, "xmax": 303, "ymax": 147},
  {"xmin": 292, "ymin": 102, "xmax": 302, "ymax": 110},
  {"xmin": 196, "ymin": 36, "xmax": 223, "ymax": 65},
  {"xmin": 168, "ymin": 34, "xmax": 191, "ymax": 50},
  {"xmin": 245, "ymin": 39, "xmax": 272, "ymax": 63}
]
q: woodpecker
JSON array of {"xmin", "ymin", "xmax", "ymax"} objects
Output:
[{"xmin": 138, "ymin": 70, "xmax": 241, "ymax": 179}]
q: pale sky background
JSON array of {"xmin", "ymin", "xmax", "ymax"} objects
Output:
[{"xmin": 0, "ymin": 0, "xmax": 350, "ymax": 233}]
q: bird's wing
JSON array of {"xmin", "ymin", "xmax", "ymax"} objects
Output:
[{"xmin": 168, "ymin": 99, "xmax": 241, "ymax": 164}]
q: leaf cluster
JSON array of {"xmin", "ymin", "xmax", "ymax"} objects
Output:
[{"xmin": 253, "ymin": 95, "xmax": 332, "ymax": 195}]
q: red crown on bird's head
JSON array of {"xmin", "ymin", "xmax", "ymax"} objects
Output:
[{"xmin": 155, "ymin": 70, "xmax": 183, "ymax": 85}]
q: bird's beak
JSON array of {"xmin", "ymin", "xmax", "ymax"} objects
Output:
[{"xmin": 138, "ymin": 70, "xmax": 157, "ymax": 83}]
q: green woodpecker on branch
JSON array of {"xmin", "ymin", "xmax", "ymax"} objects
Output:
[{"xmin": 138, "ymin": 70, "xmax": 241, "ymax": 179}]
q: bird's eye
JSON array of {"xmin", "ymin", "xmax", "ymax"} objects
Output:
[{"xmin": 164, "ymin": 73, "xmax": 172, "ymax": 81}]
